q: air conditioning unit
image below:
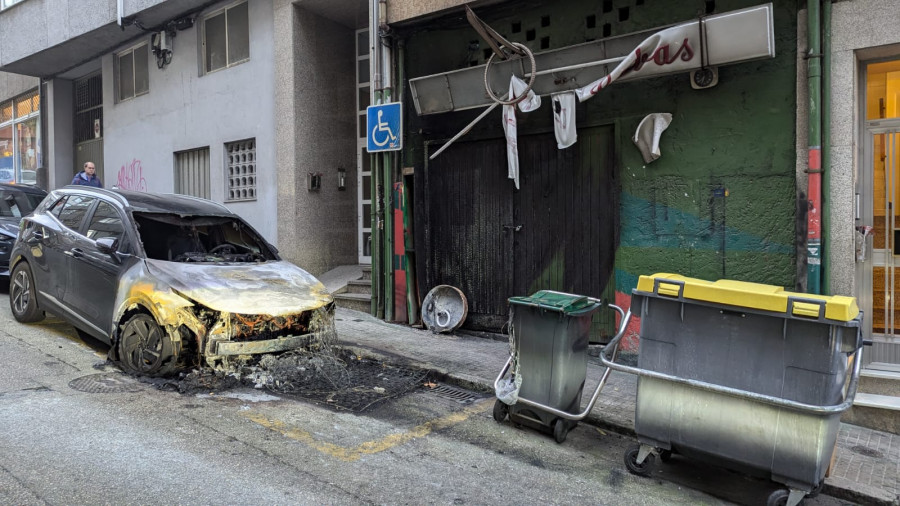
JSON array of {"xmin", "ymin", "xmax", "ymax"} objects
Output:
[{"xmin": 690, "ymin": 67, "xmax": 719, "ymax": 90}]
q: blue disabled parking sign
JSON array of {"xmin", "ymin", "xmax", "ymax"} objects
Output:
[{"xmin": 367, "ymin": 103, "xmax": 402, "ymax": 152}]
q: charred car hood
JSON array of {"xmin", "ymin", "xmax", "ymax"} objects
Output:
[{"xmin": 145, "ymin": 259, "xmax": 332, "ymax": 315}]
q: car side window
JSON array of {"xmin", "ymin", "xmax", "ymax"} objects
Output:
[
  {"xmin": 57, "ymin": 196, "xmax": 96, "ymax": 231},
  {"xmin": 86, "ymin": 202, "xmax": 126, "ymax": 246},
  {"xmin": 48, "ymin": 196, "xmax": 68, "ymax": 218}
]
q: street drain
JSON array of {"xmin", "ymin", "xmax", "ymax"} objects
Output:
[
  {"xmin": 69, "ymin": 373, "xmax": 144, "ymax": 394},
  {"xmin": 428, "ymin": 383, "xmax": 481, "ymax": 404}
]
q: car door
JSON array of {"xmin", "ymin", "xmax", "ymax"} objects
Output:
[
  {"xmin": 63, "ymin": 200, "xmax": 130, "ymax": 338},
  {"xmin": 31, "ymin": 195, "xmax": 95, "ymax": 308}
]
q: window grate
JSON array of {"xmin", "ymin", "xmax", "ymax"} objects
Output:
[
  {"xmin": 175, "ymin": 147, "xmax": 211, "ymax": 199},
  {"xmin": 74, "ymin": 74, "xmax": 102, "ymax": 143},
  {"xmin": 225, "ymin": 139, "xmax": 256, "ymax": 202}
]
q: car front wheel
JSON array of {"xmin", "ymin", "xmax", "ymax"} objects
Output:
[
  {"xmin": 117, "ymin": 313, "xmax": 180, "ymax": 377},
  {"xmin": 9, "ymin": 262, "xmax": 44, "ymax": 323}
]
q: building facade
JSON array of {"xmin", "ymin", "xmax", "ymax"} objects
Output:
[
  {"xmin": 831, "ymin": 0, "xmax": 900, "ymax": 370},
  {"xmin": 0, "ymin": 0, "xmax": 363, "ymax": 275}
]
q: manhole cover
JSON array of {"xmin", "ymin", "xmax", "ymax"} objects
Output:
[
  {"xmin": 69, "ymin": 373, "xmax": 144, "ymax": 394},
  {"xmin": 427, "ymin": 383, "xmax": 481, "ymax": 404}
]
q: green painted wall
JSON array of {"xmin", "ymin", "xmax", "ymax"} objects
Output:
[{"xmin": 402, "ymin": 0, "xmax": 799, "ymax": 297}]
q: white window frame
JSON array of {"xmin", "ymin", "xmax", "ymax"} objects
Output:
[
  {"xmin": 115, "ymin": 41, "xmax": 150, "ymax": 103},
  {"xmin": 356, "ymin": 28, "xmax": 371, "ymax": 264},
  {"xmin": 200, "ymin": 0, "xmax": 250, "ymax": 76}
]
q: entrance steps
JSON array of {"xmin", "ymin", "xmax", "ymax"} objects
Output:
[
  {"xmin": 842, "ymin": 369, "xmax": 900, "ymax": 435},
  {"xmin": 328, "ymin": 264, "xmax": 372, "ymax": 313}
]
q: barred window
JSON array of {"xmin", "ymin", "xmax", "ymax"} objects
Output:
[{"xmin": 174, "ymin": 147, "xmax": 211, "ymax": 199}]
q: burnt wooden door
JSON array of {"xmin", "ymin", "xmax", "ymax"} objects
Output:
[{"xmin": 424, "ymin": 126, "xmax": 617, "ymax": 334}]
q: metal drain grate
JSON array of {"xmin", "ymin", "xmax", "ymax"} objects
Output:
[
  {"xmin": 258, "ymin": 350, "xmax": 430, "ymax": 412},
  {"xmin": 428, "ymin": 384, "xmax": 481, "ymax": 404},
  {"xmin": 69, "ymin": 373, "xmax": 144, "ymax": 394}
]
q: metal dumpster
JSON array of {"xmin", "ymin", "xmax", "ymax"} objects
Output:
[
  {"xmin": 600, "ymin": 274, "xmax": 864, "ymax": 506},
  {"xmin": 492, "ymin": 290, "xmax": 626, "ymax": 443}
]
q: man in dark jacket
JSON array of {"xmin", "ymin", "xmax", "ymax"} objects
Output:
[{"xmin": 71, "ymin": 162, "xmax": 103, "ymax": 188}]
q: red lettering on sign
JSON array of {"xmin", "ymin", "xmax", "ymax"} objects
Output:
[{"xmin": 624, "ymin": 38, "xmax": 694, "ymax": 78}]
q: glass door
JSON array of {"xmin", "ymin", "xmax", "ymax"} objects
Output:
[{"xmin": 862, "ymin": 59, "xmax": 900, "ymax": 371}]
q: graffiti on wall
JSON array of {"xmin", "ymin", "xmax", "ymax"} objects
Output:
[{"xmin": 117, "ymin": 159, "xmax": 147, "ymax": 191}]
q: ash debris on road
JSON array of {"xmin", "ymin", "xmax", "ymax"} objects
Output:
[{"xmin": 145, "ymin": 344, "xmax": 430, "ymax": 412}]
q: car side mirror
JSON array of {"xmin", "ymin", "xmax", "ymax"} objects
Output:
[{"xmin": 96, "ymin": 236, "xmax": 119, "ymax": 255}]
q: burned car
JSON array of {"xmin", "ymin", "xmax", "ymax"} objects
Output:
[
  {"xmin": 1, "ymin": 183, "xmax": 47, "ymax": 278},
  {"xmin": 8, "ymin": 187, "xmax": 334, "ymax": 376}
]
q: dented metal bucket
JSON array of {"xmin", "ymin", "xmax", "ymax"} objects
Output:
[{"xmin": 421, "ymin": 285, "xmax": 468, "ymax": 333}]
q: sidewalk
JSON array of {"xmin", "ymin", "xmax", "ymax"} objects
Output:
[{"xmin": 334, "ymin": 307, "xmax": 900, "ymax": 506}]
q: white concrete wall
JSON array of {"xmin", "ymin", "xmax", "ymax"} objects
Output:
[
  {"xmin": 0, "ymin": 71, "xmax": 37, "ymax": 99},
  {"xmin": 101, "ymin": 0, "xmax": 277, "ymax": 242},
  {"xmin": 830, "ymin": 0, "xmax": 900, "ymax": 297},
  {"xmin": 46, "ymin": 78, "xmax": 74, "ymax": 189},
  {"xmin": 0, "ymin": 0, "xmax": 116, "ymax": 66},
  {"xmin": 273, "ymin": 0, "xmax": 358, "ymax": 276}
]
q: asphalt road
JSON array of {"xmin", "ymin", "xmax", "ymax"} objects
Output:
[{"xmin": 0, "ymin": 282, "xmax": 854, "ymax": 505}]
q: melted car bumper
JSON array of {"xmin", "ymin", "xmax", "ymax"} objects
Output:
[{"xmin": 212, "ymin": 332, "xmax": 324, "ymax": 356}]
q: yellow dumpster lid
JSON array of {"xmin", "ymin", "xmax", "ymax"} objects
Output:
[{"xmin": 635, "ymin": 273, "xmax": 859, "ymax": 322}]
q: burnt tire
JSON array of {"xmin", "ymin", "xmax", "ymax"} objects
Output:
[
  {"xmin": 492, "ymin": 399, "xmax": 509, "ymax": 423},
  {"xmin": 806, "ymin": 480, "xmax": 824, "ymax": 499},
  {"xmin": 624, "ymin": 444, "xmax": 655, "ymax": 477},
  {"xmin": 766, "ymin": 489, "xmax": 789, "ymax": 506},
  {"xmin": 118, "ymin": 313, "xmax": 180, "ymax": 377},
  {"xmin": 553, "ymin": 418, "xmax": 569, "ymax": 444},
  {"xmin": 9, "ymin": 262, "xmax": 44, "ymax": 323}
]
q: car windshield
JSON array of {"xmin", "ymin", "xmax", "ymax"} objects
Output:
[
  {"xmin": 0, "ymin": 189, "xmax": 44, "ymax": 218},
  {"xmin": 134, "ymin": 212, "xmax": 277, "ymax": 263}
]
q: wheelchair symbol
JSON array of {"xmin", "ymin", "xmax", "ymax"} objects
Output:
[{"xmin": 371, "ymin": 110, "xmax": 398, "ymax": 147}]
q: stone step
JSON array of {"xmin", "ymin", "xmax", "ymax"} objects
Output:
[
  {"xmin": 334, "ymin": 293, "xmax": 371, "ymax": 313},
  {"xmin": 858, "ymin": 368, "xmax": 900, "ymax": 396},
  {"xmin": 843, "ymin": 370, "xmax": 900, "ymax": 434},
  {"xmin": 360, "ymin": 265, "xmax": 372, "ymax": 281},
  {"xmin": 344, "ymin": 279, "xmax": 372, "ymax": 295}
]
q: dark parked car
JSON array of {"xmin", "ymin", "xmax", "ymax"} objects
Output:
[
  {"xmin": 0, "ymin": 183, "xmax": 48, "ymax": 278},
  {"xmin": 8, "ymin": 187, "xmax": 334, "ymax": 376}
]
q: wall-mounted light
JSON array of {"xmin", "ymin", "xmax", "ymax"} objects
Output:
[
  {"xmin": 307, "ymin": 172, "xmax": 322, "ymax": 191},
  {"xmin": 337, "ymin": 167, "xmax": 346, "ymax": 191}
]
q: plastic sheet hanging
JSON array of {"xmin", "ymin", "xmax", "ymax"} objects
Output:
[{"xmin": 495, "ymin": 306, "xmax": 523, "ymax": 405}]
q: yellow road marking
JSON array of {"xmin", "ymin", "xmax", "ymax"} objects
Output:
[{"xmin": 244, "ymin": 398, "xmax": 493, "ymax": 462}]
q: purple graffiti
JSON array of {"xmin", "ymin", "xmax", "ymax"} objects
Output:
[{"xmin": 117, "ymin": 159, "xmax": 147, "ymax": 191}]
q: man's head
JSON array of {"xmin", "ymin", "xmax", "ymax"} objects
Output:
[{"xmin": 84, "ymin": 162, "xmax": 96, "ymax": 177}]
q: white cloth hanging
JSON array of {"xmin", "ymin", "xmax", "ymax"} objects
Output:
[
  {"xmin": 552, "ymin": 92, "xmax": 577, "ymax": 149},
  {"xmin": 502, "ymin": 76, "xmax": 542, "ymax": 189},
  {"xmin": 633, "ymin": 113, "xmax": 673, "ymax": 163}
]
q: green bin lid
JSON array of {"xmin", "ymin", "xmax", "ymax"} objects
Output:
[{"xmin": 508, "ymin": 290, "xmax": 601, "ymax": 316}]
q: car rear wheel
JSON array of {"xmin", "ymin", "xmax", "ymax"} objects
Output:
[
  {"xmin": 118, "ymin": 313, "xmax": 179, "ymax": 377},
  {"xmin": 9, "ymin": 262, "xmax": 44, "ymax": 323}
]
